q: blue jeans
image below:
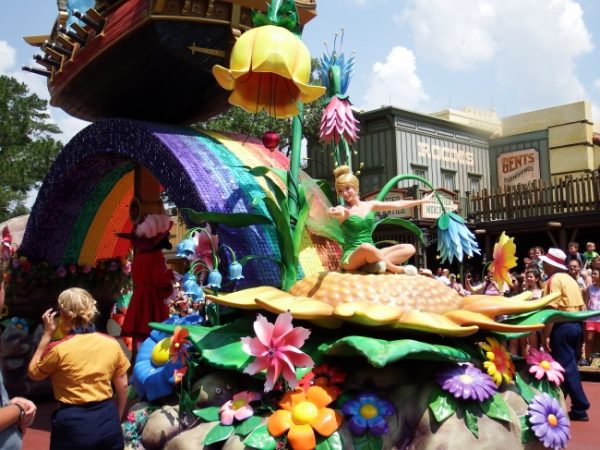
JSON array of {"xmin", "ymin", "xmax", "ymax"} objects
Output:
[
  {"xmin": 550, "ymin": 322, "xmax": 590, "ymax": 415},
  {"xmin": 50, "ymin": 399, "xmax": 124, "ymax": 450}
]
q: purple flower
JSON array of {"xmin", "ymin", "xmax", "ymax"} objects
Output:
[
  {"xmin": 56, "ymin": 266, "xmax": 67, "ymax": 278},
  {"xmin": 528, "ymin": 393, "xmax": 570, "ymax": 450},
  {"xmin": 437, "ymin": 364, "xmax": 497, "ymax": 402},
  {"xmin": 342, "ymin": 392, "xmax": 395, "ymax": 436},
  {"xmin": 82, "ymin": 264, "xmax": 92, "ymax": 274},
  {"xmin": 109, "ymin": 261, "xmax": 119, "ymax": 271}
]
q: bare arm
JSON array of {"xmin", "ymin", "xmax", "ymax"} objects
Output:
[
  {"xmin": 112, "ymin": 372, "xmax": 128, "ymax": 419},
  {"xmin": 0, "ymin": 403, "xmax": 23, "ymax": 431},
  {"xmin": 27, "ymin": 308, "xmax": 57, "ymax": 381},
  {"xmin": 369, "ymin": 191, "xmax": 436, "ymax": 213}
]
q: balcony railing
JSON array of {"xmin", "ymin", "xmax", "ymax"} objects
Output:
[{"xmin": 470, "ymin": 170, "xmax": 600, "ymax": 222}]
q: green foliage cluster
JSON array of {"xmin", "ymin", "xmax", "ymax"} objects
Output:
[{"xmin": 0, "ymin": 75, "xmax": 63, "ymax": 222}]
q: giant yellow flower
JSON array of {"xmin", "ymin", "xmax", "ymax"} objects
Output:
[
  {"xmin": 490, "ymin": 231, "xmax": 517, "ymax": 291},
  {"xmin": 213, "ymin": 25, "xmax": 325, "ymax": 118}
]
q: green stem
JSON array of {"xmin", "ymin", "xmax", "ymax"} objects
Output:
[
  {"xmin": 377, "ymin": 174, "xmax": 447, "ymax": 214},
  {"xmin": 288, "ymin": 105, "xmax": 304, "ymax": 224},
  {"xmin": 340, "ymin": 136, "xmax": 351, "ymax": 170}
]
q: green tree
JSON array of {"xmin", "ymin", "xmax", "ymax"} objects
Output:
[{"xmin": 0, "ymin": 75, "xmax": 63, "ymax": 221}]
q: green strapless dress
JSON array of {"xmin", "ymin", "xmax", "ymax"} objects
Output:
[{"xmin": 340, "ymin": 213, "xmax": 375, "ymax": 264}]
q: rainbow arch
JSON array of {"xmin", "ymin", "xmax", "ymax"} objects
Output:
[{"xmin": 21, "ymin": 119, "xmax": 340, "ymax": 287}]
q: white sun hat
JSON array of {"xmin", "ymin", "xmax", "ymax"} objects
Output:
[{"xmin": 539, "ymin": 248, "xmax": 568, "ymax": 271}]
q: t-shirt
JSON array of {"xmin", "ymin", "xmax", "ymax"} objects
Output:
[
  {"xmin": 582, "ymin": 250, "xmax": 599, "ymax": 267},
  {"xmin": 29, "ymin": 332, "xmax": 130, "ymax": 405},
  {"xmin": 0, "ymin": 371, "xmax": 22, "ymax": 450},
  {"xmin": 543, "ymin": 272, "xmax": 585, "ymax": 312},
  {"xmin": 587, "ymin": 285, "xmax": 600, "ymax": 322}
]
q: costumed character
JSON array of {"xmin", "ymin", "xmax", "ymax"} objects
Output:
[
  {"xmin": 327, "ymin": 165, "xmax": 434, "ymax": 274},
  {"xmin": 119, "ymin": 214, "xmax": 175, "ymax": 346}
]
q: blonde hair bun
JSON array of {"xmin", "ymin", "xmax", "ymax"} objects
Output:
[
  {"xmin": 333, "ymin": 165, "xmax": 359, "ymax": 193},
  {"xmin": 333, "ymin": 165, "xmax": 351, "ymax": 179},
  {"xmin": 58, "ymin": 287, "xmax": 99, "ymax": 328}
]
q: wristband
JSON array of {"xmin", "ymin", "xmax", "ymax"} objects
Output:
[{"xmin": 13, "ymin": 403, "xmax": 25, "ymax": 423}]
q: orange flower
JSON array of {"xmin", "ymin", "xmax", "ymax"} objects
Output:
[
  {"xmin": 489, "ymin": 231, "xmax": 517, "ymax": 291},
  {"xmin": 268, "ymin": 386, "xmax": 342, "ymax": 450},
  {"xmin": 481, "ymin": 336, "xmax": 515, "ymax": 386}
]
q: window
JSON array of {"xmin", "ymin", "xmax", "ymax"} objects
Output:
[
  {"xmin": 441, "ymin": 170, "xmax": 456, "ymax": 192},
  {"xmin": 411, "ymin": 165, "xmax": 428, "ymax": 179},
  {"xmin": 469, "ymin": 175, "xmax": 481, "ymax": 193}
]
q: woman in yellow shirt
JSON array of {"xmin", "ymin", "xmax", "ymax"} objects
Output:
[{"xmin": 28, "ymin": 288, "xmax": 130, "ymax": 450}]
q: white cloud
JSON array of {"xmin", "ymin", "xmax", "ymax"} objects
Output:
[
  {"xmin": 397, "ymin": 0, "xmax": 497, "ymax": 70},
  {"xmin": 53, "ymin": 113, "xmax": 90, "ymax": 144},
  {"xmin": 0, "ymin": 40, "xmax": 16, "ymax": 73},
  {"xmin": 396, "ymin": 0, "xmax": 594, "ymax": 111},
  {"xmin": 362, "ymin": 46, "xmax": 429, "ymax": 110}
]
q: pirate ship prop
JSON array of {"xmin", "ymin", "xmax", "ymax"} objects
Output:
[{"xmin": 23, "ymin": 0, "xmax": 317, "ymax": 124}]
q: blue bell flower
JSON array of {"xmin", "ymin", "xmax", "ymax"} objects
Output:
[
  {"xmin": 207, "ymin": 270, "xmax": 222, "ymax": 289},
  {"xmin": 227, "ymin": 261, "xmax": 244, "ymax": 280},
  {"xmin": 182, "ymin": 278, "xmax": 204, "ymax": 302},
  {"xmin": 436, "ymin": 212, "xmax": 480, "ymax": 263},
  {"xmin": 175, "ymin": 238, "xmax": 196, "ymax": 260}
]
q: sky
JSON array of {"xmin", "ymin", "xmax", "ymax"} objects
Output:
[{"xmin": 1, "ymin": 0, "xmax": 600, "ymax": 145}]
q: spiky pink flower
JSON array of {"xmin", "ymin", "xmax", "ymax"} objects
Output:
[
  {"xmin": 319, "ymin": 96, "xmax": 359, "ymax": 145},
  {"xmin": 241, "ymin": 312, "xmax": 314, "ymax": 392}
]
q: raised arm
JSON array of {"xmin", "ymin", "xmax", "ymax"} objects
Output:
[{"xmin": 369, "ymin": 191, "xmax": 436, "ymax": 213}]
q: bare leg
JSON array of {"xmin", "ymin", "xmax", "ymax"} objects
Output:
[
  {"xmin": 584, "ymin": 330, "xmax": 594, "ymax": 360},
  {"xmin": 381, "ymin": 244, "xmax": 416, "ymax": 274},
  {"xmin": 342, "ymin": 243, "xmax": 385, "ymax": 272}
]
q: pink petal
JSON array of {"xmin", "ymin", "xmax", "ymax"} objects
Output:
[
  {"xmin": 281, "ymin": 364, "xmax": 299, "ymax": 389},
  {"xmin": 234, "ymin": 406, "xmax": 254, "ymax": 422},
  {"xmin": 277, "ymin": 326, "xmax": 311, "ymax": 349},
  {"xmin": 244, "ymin": 357, "xmax": 271, "ymax": 375},
  {"xmin": 253, "ymin": 315, "xmax": 275, "ymax": 347},
  {"xmin": 282, "ymin": 348, "xmax": 314, "ymax": 368},
  {"xmin": 264, "ymin": 366, "xmax": 278, "ymax": 392},
  {"xmin": 272, "ymin": 312, "xmax": 294, "ymax": 345},
  {"xmin": 246, "ymin": 391, "xmax": 262, "ymax": 402},
  {"xmin": 242, "ymin": 336, "xmax": 269, "ymax": 358},
  {"xmin": 220, "ymin": 408, "xmax": 235, "ymax": 425}
]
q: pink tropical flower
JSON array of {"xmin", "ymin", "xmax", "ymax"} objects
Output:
[
  {"xmin": 122, "ymin": 261, "xmax": 132, "ymax": 275},
  {"xmin": 319, "ymin": 96, "xmax": 360, "ymax": 145},
  {"xmin": 219, "ymin": 391, "xmax": 261, "ymax": 425},
  {"xmin": 82, "ymin": 264, "xmax": 92, "ymax": 274},
  {"xmin": 241, "ymin": 312, "xmax": 314, "ymax": 392},
  {"xmin": 526, "ymin": 348, "xmax": 565, "ymax": 386},
  {"xmin": 69, "ymin": 264, "xmax": 77, "ymax": 274},
  {"xmin": 173, "ymin": 367, "xmax": 187, "ymax": 384},
  {"xmin": 56, "ymin": 266, "xmax": 67, "ymax": 277}
]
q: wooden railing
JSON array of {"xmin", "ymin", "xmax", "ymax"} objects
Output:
[{"xmin": 470, "ymin": 170, "xmax": 600, "ymax": 222}]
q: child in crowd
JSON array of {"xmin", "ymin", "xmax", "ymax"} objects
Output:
[
  {"xmin": 583, "ymin": 242, "xmax": 599, "ymax": 269},
  {"xmin": 566, "ymin": 242, "xmax": 584, "ymax": 268},
  {"xmin": 583, "ymin": 268, "xmax": 600, "ymax": 364}
]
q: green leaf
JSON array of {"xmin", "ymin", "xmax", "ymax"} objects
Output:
[
  {"xmin": 181, "ymin": 208, "xmax": 272, "ymax": 227},
  {"xmin": 316, "ymin": 432, "xmax": 344, "ymax": 450},
  {"xmin": 495, "ymin": 309, "xmax": 600, "ymax": 339},
  {"xmin": 203, "ymin": 424, "xmax": 235, "ymax": 445},
  {"xmin": 514, "ymin": 372, "xmax": 535, "ymax": 403},
  {"xmin": 376, "ymin": 174, "xmax": 435, "ymax": 201},
  {"xmin": 519, "ymin": 415, "xmax": 535, "ymax": 443},
  {"xmin": 373, "ymin": 217, "xmax": 424, "ymax": 243},
  {"xmin": 480, "ymin": 394, "xmax": 511, "ymax": 422},
  {"xmin": 428, "ymin": 386, "xmax": 457, "ymax": 423},
  {"xmin": 151, "ymin": 318, "xmax": 254, "ymax": 372},
  {"xmin": 243, "ymin": 165, "xmax": 288, "ymax": 186},
  {"xmin": 462, "ymin": 405, "xmax": 480, "ymax": 438},
  {"xmin": 235, "ymin": 415, "xmax": 262, "ymax": 437},
  {"xmin": 318, "ymin": 336, "xmax": 472, "ymax": 367},
  {"xmin": 193, "ymin": 406, "xmax": 220, "ymax": 422},
  {"xmin": 243, "ymin": 424, "xmax": 277, "ymax": 450},
  {"xmin": 437, "ymin": 213, "xmax": 450, "ymax": 231},
  {"xmin": 352, "ymin": 434, "xmax": 382, "ymax": 450}
]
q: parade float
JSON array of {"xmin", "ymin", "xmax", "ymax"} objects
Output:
[{"xmin": 8, "ymin": 0, "xmax": 600, "ymax": 449}]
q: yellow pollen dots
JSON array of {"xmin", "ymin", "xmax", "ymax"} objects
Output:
[
  {"xmin": 540, "ymin": 360, "xmax": 551, "ymax": 370},
  {"xmin": 547, "ymin": 414, "xmax": 558, "ymax": 427},
  {"xmin": 292, "ymin": 401, "xmax": 318, "ymax": 424},
  {"xmin": 359, "ymin": 404, "xmax": 378, "ymax": 419},
  {"xmin": 232, "ymin": 399, "xmax": 246, "ymax": 410}
]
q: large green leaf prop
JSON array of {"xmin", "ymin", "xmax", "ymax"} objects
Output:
[
  {"xmin": 181, "ymin": 208, "xmax": 272, "ymax": 227},
  {"xmin": 491, "ymin": 309, "xmax": 600, "ymax": 340},
  {"xmin": 318, "ymin": 336, "xmax": 472, "ymax": 367}
]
